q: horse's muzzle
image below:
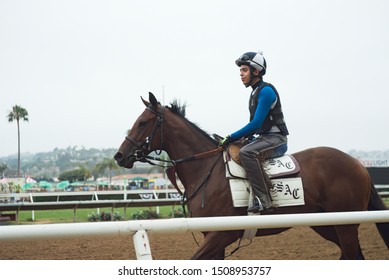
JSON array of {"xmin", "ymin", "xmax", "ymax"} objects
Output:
[
  {"xmin": 114, "ymin": 151, "xmax": 124, "ymax": 166},
  {"xmin": 114, "ymin": 151, "xmax": 135, "ymax": 168}
]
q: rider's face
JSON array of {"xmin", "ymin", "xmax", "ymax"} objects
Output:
[{"xmin": 240, "ymin": 65, "xmax": 251, "ymax": 86}]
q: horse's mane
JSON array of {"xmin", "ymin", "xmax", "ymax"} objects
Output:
[{"xmin": 167, "ymin": 100, "xmax": 218, "ymax": 145}]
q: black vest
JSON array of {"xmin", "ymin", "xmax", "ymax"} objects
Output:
[{"xmin": 249, "ymin": 81, "xmax": 289, "ymax": 136}]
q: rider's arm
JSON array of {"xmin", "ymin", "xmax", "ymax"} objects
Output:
[{"xmin": 230, "ymin": 86, "xmax": 276, "ymax": 140}]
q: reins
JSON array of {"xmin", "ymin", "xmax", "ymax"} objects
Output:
[
  {"xmin": 182, "ymin": 152, "xmax": 223, "ymax": 205},
  {"xmin": 144, "ymin": 147, "xmax": 223, "ymax": 198},
  {"xmin": 139, "ymin": 146, "xmax": 223, "ymax": 167}
]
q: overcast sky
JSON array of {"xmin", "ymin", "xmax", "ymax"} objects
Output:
[{"xmin": 1, "ymin": 0, "xmax": 388, "ymax": 158}]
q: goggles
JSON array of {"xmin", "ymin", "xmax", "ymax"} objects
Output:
[
  {"xmin": 238, "ymin": 54, "xmax": 251, "ymax": 62},
  {"xmin": 237, "ymin": 53, "xmax": 263, "ymax": 69}
]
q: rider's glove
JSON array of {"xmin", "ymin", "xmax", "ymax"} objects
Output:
[{"xmin": 219, "ymin": 135, "xmax": 234, "ymax": 147}]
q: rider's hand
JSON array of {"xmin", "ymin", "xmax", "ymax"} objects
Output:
[{"xmin": 219, "ymin": 135, "xmax": 234, "ymax": 147}]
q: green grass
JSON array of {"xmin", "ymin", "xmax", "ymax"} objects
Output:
[
  {"xmin": 3, "ymin": 199, "xmax": 389, "ymax": 225},
  {"xmin": 4, "ymin": 205, "xmax": 184, "ymax": 224}
]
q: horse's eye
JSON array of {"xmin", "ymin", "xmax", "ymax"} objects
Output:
[{"xmin": 138, "ymin": 121, "xmax": 147, "ymax": 128}]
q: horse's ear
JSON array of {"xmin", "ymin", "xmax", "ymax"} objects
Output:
[
  {"xmin": 148, "ymin": 92, "xmax": 158, "ymax": 107},
  {"xmin": 141, "ymin": 96, "xmax": 149, "ymax": 107}
]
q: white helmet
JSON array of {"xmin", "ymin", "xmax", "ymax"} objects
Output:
[{"xmin": 235, "ymin": 51, "xmax": 267, "ymax": 75}]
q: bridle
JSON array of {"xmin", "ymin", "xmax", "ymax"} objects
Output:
[
  {"xmin": 122, "ymin": 104, "xmax": 223, "ymax": 202},
  {"xmin": 125, "ymin": 105, "xmax": 166, "ymax": 163},
  {"xmin": 124, "ymin": 104, "xmax": 222, "ymax": 167}
]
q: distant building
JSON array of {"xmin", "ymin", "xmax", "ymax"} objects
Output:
[
  {"xmin": 357, "ymin": 158, "xmax": 389, "ymax": 168},
  {"xmin": 357, "ymin": 158, "xmax": 389, "ymax": 185}
]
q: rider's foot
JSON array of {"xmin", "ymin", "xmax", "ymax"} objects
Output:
[
  {"xmin": 247, "ymin": 198, "xmax": 264, "ymax": 213},
  {"xmin": 247, "ymin": 197, "xmax": 273, "ymax": 213}
]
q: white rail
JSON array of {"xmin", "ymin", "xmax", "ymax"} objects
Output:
[
  {"xmin": 0, "ymin": 210, "xmax": 388, "ymax": 259},
  {"xmin": 0, "ymin": 190, "xmax": 182, "ymax": 223},
  {"xmin": 0, "ymin": 189, "xmax": 181, "ymax": 200}
]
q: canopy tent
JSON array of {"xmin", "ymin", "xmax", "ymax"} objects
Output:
[
  {"xmin": 39, "ymin": 181, "xmax": 52, "ymax": 189},
  {"xmin": 22, "ymin": 182, "xmax": 35, "ymax": 190},
  {"xmin": 129, "ymin": 176, "xmax": 147, "ymax": 181},
  {"xmin": 56, "ymin": 181, "xmax": 70, "ymax": 189}
]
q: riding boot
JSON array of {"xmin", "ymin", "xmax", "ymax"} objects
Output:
[{"xmin": 241, "ymin": 156, "xmax": 273, "ymax": 213}]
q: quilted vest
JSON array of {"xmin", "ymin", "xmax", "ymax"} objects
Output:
[{"xmin": 249, "ymin": 81, "xmax": 289, "ymax": 136}]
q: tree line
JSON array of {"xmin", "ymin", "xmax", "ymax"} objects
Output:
[{"xmin": 2, "ymin": 105, "xmax": 163, "ymax": 181}]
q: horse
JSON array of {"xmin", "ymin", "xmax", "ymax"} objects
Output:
[{"xmin": 114, "ymin": 92, "xmax": 389, "ymax": 260}]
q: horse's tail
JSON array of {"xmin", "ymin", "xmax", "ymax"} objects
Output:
[{"xmin": 368, "ymin": 183, "xmax": 389, "ymax": 248}]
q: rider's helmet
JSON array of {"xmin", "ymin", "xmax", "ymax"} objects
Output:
[{"xmin": 235, "ymin": 51, "xmax": 267, "ymax": 76}]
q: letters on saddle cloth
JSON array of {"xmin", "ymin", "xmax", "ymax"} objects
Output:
[{"xmin": 225, "ymin": 144, "xmax": 305, "ymax": 208}]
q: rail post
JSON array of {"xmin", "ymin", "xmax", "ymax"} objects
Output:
[{"xmin": 133, "ymin": 229, "xmax": 152, "ymax": 260}]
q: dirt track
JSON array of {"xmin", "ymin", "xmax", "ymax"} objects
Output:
[{"xmin": 0, "ymin": 223, "xmax": 388, "ymax": 260}]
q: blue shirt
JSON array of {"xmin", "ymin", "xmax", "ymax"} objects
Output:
[{"xmin": 230, "ymin": 85, "xmax": 277, "ymax": 140}]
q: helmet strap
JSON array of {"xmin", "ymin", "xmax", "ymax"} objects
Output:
[
  {"xmin": 246, "ymin": 66, "xmax": 261, "ymax": 88},
  {"xmin": 244, "ymin": 66, "xmax": 255, "ymax": 88}
]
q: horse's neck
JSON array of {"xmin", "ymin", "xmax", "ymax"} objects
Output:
[
  {"xmin": 163, "ymin": 116, "xmax": 217, "ymax": 187},
  {"xmin": 163, "ymin": 113, "xmax": 215, "ymax": 160}
]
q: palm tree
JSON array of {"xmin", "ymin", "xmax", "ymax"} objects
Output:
[
  {"xmin": 7, "ymin": 105, "xmax": 29, "ymax": 177},
  {"xmin": 78, "ymin": 164, "xmax": 92, "ymax": 186},
  {"xmin": 96, "ymin": 158, "xmax": 120, "ymax": 188}
]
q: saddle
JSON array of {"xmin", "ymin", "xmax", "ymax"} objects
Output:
[{"xmin": 226, "ymin": 142, "xmax": 301, "ymax": 179}]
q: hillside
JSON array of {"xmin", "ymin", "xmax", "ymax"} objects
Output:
[
  {"xmin": 1, "ymin": 146, "xmax": 388, "ymax": 179},
  {"xmin": 0, "ymin": 146, "xmax": 162, "ymax": 179}
]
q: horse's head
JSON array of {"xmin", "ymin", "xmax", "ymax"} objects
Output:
[{"xmin": 114, "ymin": 92, "xmax": 165, "ymax": 168}]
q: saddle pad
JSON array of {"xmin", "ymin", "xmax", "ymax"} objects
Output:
[
  {"xmin": 229, "ymin": 177, "xmax": 305, "ymax": 208},
  {"xmin": 264, "ymin": 155, "xmax": 300, "ymax": 178},
  {"xmin": 224, "ymin": 152, "xmax": 300, "ymax": 179}
]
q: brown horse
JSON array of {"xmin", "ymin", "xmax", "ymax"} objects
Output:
[{"xmin": 114, "ymin": 92, "xmax": 389, "ymax": 260}]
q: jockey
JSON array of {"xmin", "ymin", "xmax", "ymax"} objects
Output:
[{"xmin": 220, "ymin": 51, "xmax": 289, "ymax": 213}]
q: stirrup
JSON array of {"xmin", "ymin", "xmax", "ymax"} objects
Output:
[{"xmin": 247, "ymin": 197, "xmax": 264, "ymax": 213}]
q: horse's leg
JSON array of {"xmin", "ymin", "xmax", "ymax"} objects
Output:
[
  {"xmin": 311, "ymin": 226, "xmax": 340, "ymax": 245},
  {"xmin": 190, "ymin": 231, "xmax": 241, "ymax": 260},
  {"xmin": 311, "ymin": 225, "xmax": 363, "ymax": 259},
  {"xmin": 311, "ymin": 226, "xmax": 344, "ymax": 259},
  {"xmin": 333, "ymin": 224, "xmax": 364, "ymax": 260}
]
